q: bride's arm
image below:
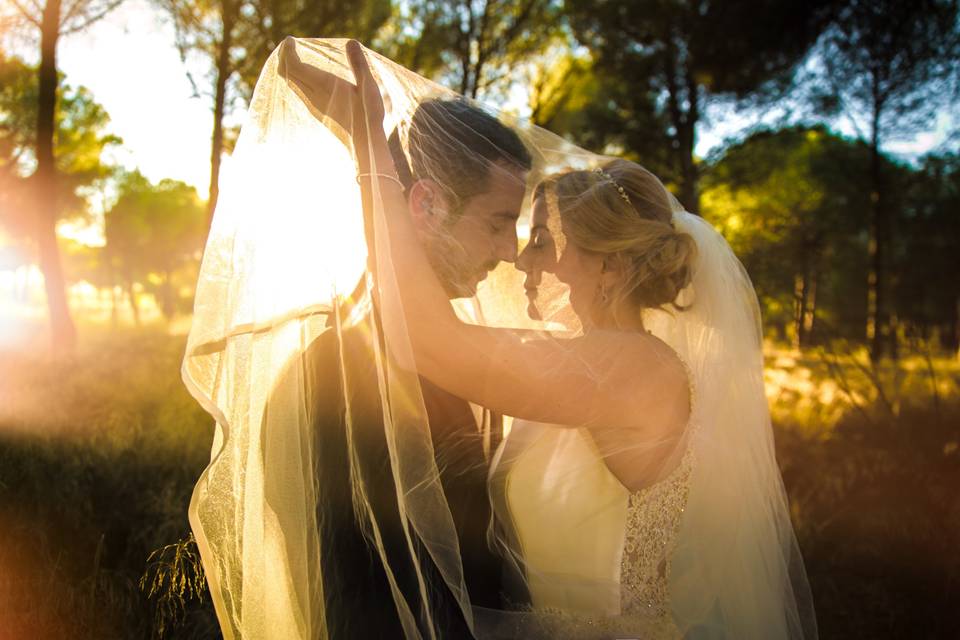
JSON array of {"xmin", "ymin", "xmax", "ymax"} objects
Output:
[{"xmin": 346, "ymin": 42, "xmax": 689, "ymax": 435}]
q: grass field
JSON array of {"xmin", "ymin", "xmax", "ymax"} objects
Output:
[
  {"xmin": 0, "ymin": 324, "xmax": 958, "ymax": 638},
  {"xmin": 0, "ymin": 326, "xmax": 216, "ymax": 639}
]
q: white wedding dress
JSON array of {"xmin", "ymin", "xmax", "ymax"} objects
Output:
[{"xmin": 489, "ymin": 415, "xmax": 696, "ymax": 639}]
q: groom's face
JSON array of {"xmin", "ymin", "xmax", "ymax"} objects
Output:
[{"xmin": 413, "ymin": 162, "xmax": 527, "ymax": 298}]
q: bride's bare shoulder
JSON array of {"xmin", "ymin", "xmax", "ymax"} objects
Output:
[{"xmin": 574, "ymin": 329, "xmax": 690, "ymax": 434}]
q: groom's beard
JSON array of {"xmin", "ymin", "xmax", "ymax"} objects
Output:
[{"xmin": 423, "ymin": 231, "xmax": 495, "ymax": 299}]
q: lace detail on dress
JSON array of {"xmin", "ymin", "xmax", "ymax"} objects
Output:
[
  {"xmin": 620, "ymin": 355, "xmax": 697, "ymax": 620},
  {"xmin": 619, "ymin": 439, "xmax": 694, "ymax": 618}
]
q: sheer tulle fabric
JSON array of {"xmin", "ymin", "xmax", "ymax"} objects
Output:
[{"xmin": 183, "ymin": 38, "xmax": 816, "ymax": 639}]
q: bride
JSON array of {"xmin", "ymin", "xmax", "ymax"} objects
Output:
[{"xmin": 183, "ymin": 39, "xmax": 817, "ymax": 639}]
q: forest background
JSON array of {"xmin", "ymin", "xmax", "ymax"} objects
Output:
[{"xmin": 1, "ymin": 0, "xmax": 958, "ymax": 638}]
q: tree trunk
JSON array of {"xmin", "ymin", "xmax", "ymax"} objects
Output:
[
  {"xmin": 110, "ymin": 284, "xmax": 118, "ymax": 327},
  {"xmin": 680, "ymin": 64, "xmax": 700, "ymax": 214},
  {"xmin": 106, "ymin": 253, "xmax": 118, "ymax": 327},
  {"xmin": 793, "ymin": 271, "xmax": 805, "ymax": 351},
  {"xmin": 955, "ymin": 295, "xmax": 959, "ymax": 361},
  {"xmin": 663, "ymin": 33, "xmax": 700, "ymax": 214},
  {"xmin": 161, "ymin": 267, "xmax": 174, "ymax": 319},
  {"xmin": 867, "ymin": 130, "xmax": 891, "ymax": 362},
  {"xmin": 803, "ymin": 265, "xmax": 818, "ymax": 345},
  {"xmin": 206, "ymin": 0, "xmax": 237, "ymax": 227},
  {"xmin": 127, "ymin": 279, "xmax": 141, "ymax": 326},
  {"xmin": 793, "ymin": 245, "xmax": 817, "ymax": 350},
  {"xmin": 35, "ymin": 0, "xmax": 76, "ymax": 353}
]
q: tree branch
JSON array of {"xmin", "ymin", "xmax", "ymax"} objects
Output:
[
  {"xmin": 61, "ymin": 0, "xmax": 123, "ymax": 35},
  {"xmin": 8, "ymin": 0, "xmax": 41, "ymax": 27}
]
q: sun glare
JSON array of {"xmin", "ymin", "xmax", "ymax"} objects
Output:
[
  {"xmin": 0, "ymin": 266, "xmax": 46, "ymax": 349},
  {"xmin": 214, "ymin": 105, "xmax": 368, "ymax": 333}
]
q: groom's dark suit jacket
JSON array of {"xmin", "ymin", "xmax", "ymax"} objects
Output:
[{"xmin": 296, "ymin": 319, "xmax": 502, "ymax": 639}]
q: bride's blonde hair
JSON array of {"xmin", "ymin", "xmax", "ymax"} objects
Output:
[{"xmin": 545, "ymin": 158, "xmax": 697, "ymax": 313}]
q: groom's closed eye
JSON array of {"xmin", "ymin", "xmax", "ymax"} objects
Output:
[{"xmin": 489, "ymin": 211, "xmax": 520, "ymax": 233}]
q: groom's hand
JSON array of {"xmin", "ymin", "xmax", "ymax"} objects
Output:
[
  {"xmin": 345, "ymin": 40, "xmax": 386, "ymax": 135},
  {"xmin": 278, "ymin": 37, "xmax": 363, "ymax": 148}
]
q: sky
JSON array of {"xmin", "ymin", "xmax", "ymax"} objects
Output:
[{"xmin": 6, "ymin": 1, "xmax": 957, "ymax": 207}]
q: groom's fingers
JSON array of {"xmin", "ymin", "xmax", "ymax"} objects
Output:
[
  {"xmin": 345, "ymin": 40, "xmax": 371, "ymax": 88},
  {"xmin": 279, "ymin": 37, "xmax": 360, "ymax": 146},
  {"xmin": 345, "ymin": 40, "xmax": 384, "ymax": 125}
]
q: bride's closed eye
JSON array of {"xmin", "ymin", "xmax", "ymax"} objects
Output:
[
  {"xmin": 531, "ymin": 229, "xmax": 545, "ymax": 248},
  {"xmin": 530, "ymin": 227, "xmax": 553, "ymax": 249}
]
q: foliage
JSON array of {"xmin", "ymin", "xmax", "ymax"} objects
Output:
[
  {"xmin": 531, "ymin": 41, "xmax": 677, "ymax": 181},
  {"xmin": 701, "ymin": 126, "xmax": 873, "ymax": 343},
  {"xmin": 524, "ymin": 39, "xmax": 592, "ymax": 128},
  {"xmin": 6, "ymin": 0, "xmax": 125, "ymax": 36},
  {"xmin": 140, "ymin": 534, "xmax": 209, "ymax": 640},
  {"xmin": 382, "ymin": 0, "xmax": 561, "ymax": 101},
  {"xmin": 811, "ymin": 0, "xmax": 960, "ymax": 145},
  {"xmin": 895, "ymin": 153, "xmax": 960, "ymax": 349},
  {"xmin": 232, "ymin": 0, "xmax": 391, "ymax": 102},
  {"xmin": 158, "ymin": 0, "xmax": 390, "ymax": 105},
  {"xmin": 0, "ymin": 53, "xmax": 120, "ymax": 238},
  {"xmin": 104, "ymin": 170, "xmax": 206, "ymax": 318},
  {"xmin": 563, "ymin": 0, "xmax": 840, "ymax": 211},
  {"xmin": 6, "ymin": 0, "xmax": 128, "ymax": 354},
  {"xmin": 154, "ymin": 0, "xmax": 391, "ymax": 219},
  {"xmin": 701, "ymin": 126, "xmax": 960, "ymax": 352},
  {"xmin": 806, "ymin": 0, "xmax": 960, "ymax": 360}
]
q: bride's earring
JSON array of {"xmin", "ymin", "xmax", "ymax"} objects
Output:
[
  {"xmin": 598, "ymin": 282, "xmax": 609, "ymax": 305},
  {"xmin": 598, "ymin": 259, "xmax": 615, "ymax": 306}
]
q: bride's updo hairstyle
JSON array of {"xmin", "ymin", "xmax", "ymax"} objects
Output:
[{"xmin": 548, "ymin": 158, "xmax": 697, "ymax": 314}]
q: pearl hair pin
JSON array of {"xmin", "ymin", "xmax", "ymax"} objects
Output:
[{"xmin": 593, "ymin": 168, "xmax": 633, "ymax": 207}]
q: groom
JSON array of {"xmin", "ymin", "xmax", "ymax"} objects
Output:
[{"xmin": 289, "ymin": 95, "xmax": 531, "ymax": 637}]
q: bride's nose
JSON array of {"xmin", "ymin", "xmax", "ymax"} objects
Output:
[
  {"xmin": 516, "ymin": 254, "xmax": 539, "ymax": 285},
  {"xmin": 516, "ymin": 245, "xmax": 532, "ymax": 274}
]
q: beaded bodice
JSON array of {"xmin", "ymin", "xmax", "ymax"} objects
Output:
[{"xmin": 620, "ymin": 429, "xmax": 695, "ymax": 618}]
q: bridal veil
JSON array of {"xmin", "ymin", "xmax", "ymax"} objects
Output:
[{"xmin": 183, "ymin": 38, "xmax": 816, "ymax": 639}]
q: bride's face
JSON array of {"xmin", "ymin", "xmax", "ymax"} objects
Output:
[
  {"xmin": 553, "ymin": 218, "xmax": 606, "ymax": 327},
  {"xmin": 515, "ymin": 195, "xmax": 557, "ymax": 320}
]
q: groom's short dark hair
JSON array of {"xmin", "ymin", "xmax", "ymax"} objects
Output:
[{"xmin": 389, "ymin": 98, "xmax": 532, "ymax": 216}]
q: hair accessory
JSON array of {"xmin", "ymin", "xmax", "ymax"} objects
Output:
[{"xmin": 593, "ymin": 168, "xmax": 632, "ymax": 207}]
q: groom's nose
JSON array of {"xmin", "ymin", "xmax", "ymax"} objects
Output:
[{"xmin": 493, "ymin": 228, "xmax": 519, "ymax": 264}]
